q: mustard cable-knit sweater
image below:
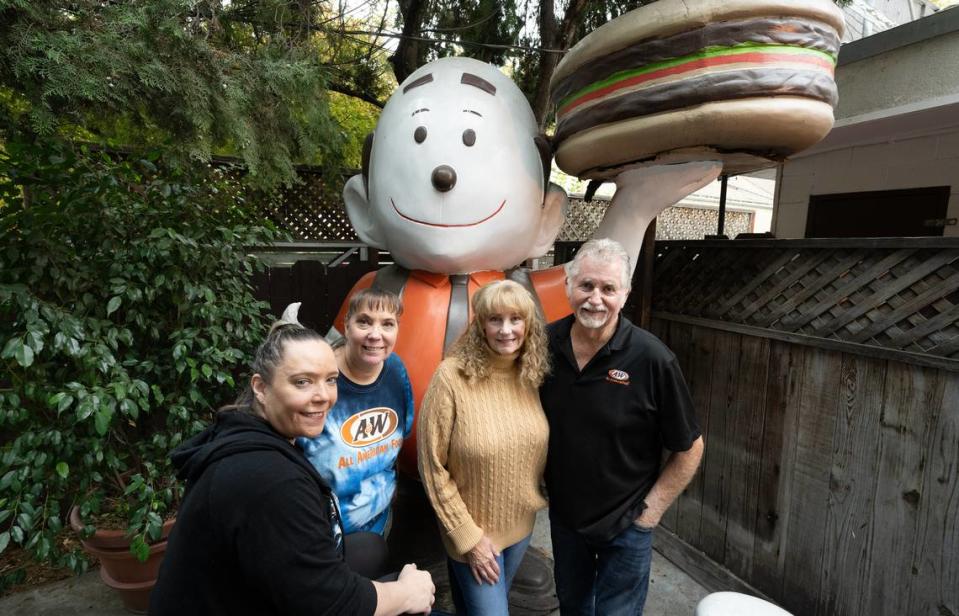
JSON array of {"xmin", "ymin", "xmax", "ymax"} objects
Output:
[{"xmin": 418, "ymin": 351, "xmax": 549, "ymax": 561}]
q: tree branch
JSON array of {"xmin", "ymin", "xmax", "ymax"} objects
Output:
[
  {"xmin": 560, "ymin": 0, "xmax": 591, "ymax": 46},
  {"xmin": 531, "ymin": 0, "xmax": 593, "ymax": 128},
  {"xmin": 326, "ymin": 81, "xmax": 385, "ymax": 108},
  {"xmin": 389, "ymin": 0, "xmax": 429, "ymax": 84}
]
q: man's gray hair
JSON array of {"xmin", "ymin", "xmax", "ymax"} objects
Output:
[{"xmin": 564, "ymin": 238, "xmax": 632, "ymax": 290}]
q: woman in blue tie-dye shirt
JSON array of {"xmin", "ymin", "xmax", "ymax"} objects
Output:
[{"xmin": 299, "ymin": 288, "xmax": 414, "ymax": 577}]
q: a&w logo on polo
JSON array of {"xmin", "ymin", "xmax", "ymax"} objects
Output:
[
  {"xmin": 341, "ymin": 407, "xmax": 399, "ymax": 447},
  {"xmin": 607, "ymin": 369, "xmax": 630, "ymax": 385}
]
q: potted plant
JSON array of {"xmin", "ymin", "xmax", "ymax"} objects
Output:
[{"xmin": 0, "ymin": 137, "xmax": 277, "ymax": 610}]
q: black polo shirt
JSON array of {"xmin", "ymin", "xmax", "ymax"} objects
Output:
[{"xmin": 540, "ymin": 314, "xmax": 699, "ymax": 542}]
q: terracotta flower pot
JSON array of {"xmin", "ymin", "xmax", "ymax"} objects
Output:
[
  {"xmin": 80, "ymin": 536, "xmax": 168, "ymax": 584},
  {"xmin": 69, "ymin": 506, "xmax": 175, "ymax": 614},
  {"xmin": 68, "ymin": 506, "xmax": 176, "ymax": 550},
  {"xmin": 99, "ymin": 566, "xmax": 155, "ymax": 614}
]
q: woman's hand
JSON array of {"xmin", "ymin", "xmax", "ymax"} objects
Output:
[
  {"xmin": 373, "ymin": 564, "xmax": 435, "ymax": 616},
  {"xmin": 397, "ymin": 563, "xmax": 435, "ymax": 614},
  {"xmin": 466, "ymin": 535, "xmax": 501, "ymax": 585}
]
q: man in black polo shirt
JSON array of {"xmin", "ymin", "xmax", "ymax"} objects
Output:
[{"xmin": 541, "ymin": 238, "xmax": 704, "ymax": 615}]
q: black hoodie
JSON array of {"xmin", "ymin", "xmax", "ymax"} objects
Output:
[{"xmin": 150, "ymin": 410, "xmax": 377, "ymax": 616}]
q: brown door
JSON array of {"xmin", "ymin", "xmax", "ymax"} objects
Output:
[{"xmin": 805, "ymin": 186, "xmax": 951, "ymax": 238}]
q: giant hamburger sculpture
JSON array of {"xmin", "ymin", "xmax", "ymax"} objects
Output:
[{"xmin": 550, "ymin": 0, "xmax": 845, "ymax": 178}]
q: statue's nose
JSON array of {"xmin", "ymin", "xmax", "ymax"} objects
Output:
[{"xmin": 431, "ymin": 165, "xmax": 457, "ymax": 192}]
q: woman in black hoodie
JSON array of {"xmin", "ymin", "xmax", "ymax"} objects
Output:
[{"xmin": 151, "ymin": 323, "xmax": 434, "ymax": 616}]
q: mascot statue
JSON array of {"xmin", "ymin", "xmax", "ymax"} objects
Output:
[{"xmin": 334, "ymin": 56, "xmax": 722, "ymax": 475}]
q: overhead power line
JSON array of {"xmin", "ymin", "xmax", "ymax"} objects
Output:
[{"xmin": 338, "ymin": 28, "xmax": 567, "ymax": 54}]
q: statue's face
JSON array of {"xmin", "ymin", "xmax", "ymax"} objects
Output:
[{"xmin": 367, "ymin": 57, "xmax": 547, "ymax": 273}]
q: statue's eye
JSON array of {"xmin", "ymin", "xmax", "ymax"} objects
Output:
[
  {"xmin": 414, "ymin": 126, "xmax": 427, "ymax": 144},
  {"xmin": 462, "ymin": 129, "xmax": 476, "ymax": 147}
]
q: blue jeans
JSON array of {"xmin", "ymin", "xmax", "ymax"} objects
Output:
[
  {"xmin": 550, "ymin": 513, "xmax": 654, "ymax": 616},
  {"xmin": 447, "ymin": 534, "xmax": 532, "ymax": 615}
]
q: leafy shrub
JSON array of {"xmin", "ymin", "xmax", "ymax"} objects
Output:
[{"xmin": 0, "ymin": 137, "xmax": 277, "ymax": 571}]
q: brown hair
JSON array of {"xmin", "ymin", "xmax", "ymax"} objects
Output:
[
  {"xmin": 345, "ymin": 288, "xmax": 403, "ymax": 322},
  {"xmin": 450, "ymin": 280, "xmax": 549, "ymax": 388}
]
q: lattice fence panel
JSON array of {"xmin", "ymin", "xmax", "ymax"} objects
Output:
[
  {"xmin": 557, "ymin": 198, "xmax": 611, "ymax": 241},
  {"xmin": 657, "ymin": 205, "xmax": 753, "ymax": 240},
  {"xmin": 652, "ymin": 239, "xmax": 959, "ymax": 361},
  {"xmin": 209, "ymin": 160, "xmax": 357, "ymax": 241},
  {"xmin": 257, "ymin": 169, "xmax": 357, "ymax": 241},
  {"xmin": 559, "ymin": 197, "xmax": 753, "ymax": 241}
]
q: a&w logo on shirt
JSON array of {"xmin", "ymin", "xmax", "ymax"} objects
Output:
[
  {"xmin": 341, "ymin": 407, "xmax": 399, "ymax": 447},
  {"xmin": 606, "ymin": 369, "xmax": 630, "ymax": 385}
]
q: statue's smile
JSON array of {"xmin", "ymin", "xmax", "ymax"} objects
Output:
[{"xmin": 390, "ymin": 198, "xmax": 507, "ymax": 228}]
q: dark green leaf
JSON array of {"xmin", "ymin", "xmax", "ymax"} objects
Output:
[
  {"xmin": 94, "ymin": 407, "xmax": 113, "ymax": 436},
  {"xmin": 25, "ymin": 331, "xmax": 44, "ymax": 355},
  {"xmin": 130, "ymin": 536, "xmax": 150, "ymax": 562},
  {"xmin": 76, "ymin": 399, "xmax": 94, "ymax": 421},
  {"xmin": 57, "ymin": 394, "xmax": 74, "ymax": 413},
  {"xmin": 14, "ymin": 343, "xmax": 33, "ymax": 368},
  {"xmin": 1, "ymin": 338, "xmax": 18, "ymax": 359},
  {"xmin": 65, "ymin": 338, "xmax": 80, "ymax": 355},
  {"xmin": 106, "ymin": 296, "xmax": 122, "ymax": 316},
  {"xmin": 120, "ymin": 398, "xmax": 138, "ymax": 419}
]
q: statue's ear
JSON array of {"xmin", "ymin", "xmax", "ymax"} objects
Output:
[
  {"xmin": 534, "ymin": 133, "xmax": 553, "ymax": 193},
  {"xmin": 343, "ymin": 174, "xmax": 386, "ymax": 249},
  {"xmin": 361, "ymin": 132, "xmax": 374, "ymax": 199},
  {"xmin": 528, "ymin": 183, "xmax": 568, "ymax": 259}
]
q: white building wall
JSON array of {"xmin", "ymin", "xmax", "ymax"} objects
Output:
[
  {"xmin": 774, "ymin": 128, "xmax": 959, "ymax": 237},
  {"xmin": 870, "ymin": 0, "xmax": 938, "ymax": 24},
  {"xmin": 753, "ymin": 206, "xmax": 773, "ymax": 233},
  {"xmin": 841, "ymin": 0, "xmax": 938, "ymax": 42},
  {"xmin": 843, "ymin": 0, "xmax": 899, "ymax": 41},
  {"xmin": 834, "ymin": 29, "xmax": 959, "ymax": 122}
]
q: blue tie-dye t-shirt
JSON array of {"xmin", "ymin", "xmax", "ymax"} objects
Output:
[{"xmin": 299, "ymin": 353, "xmax": 414, "ymax": 535}]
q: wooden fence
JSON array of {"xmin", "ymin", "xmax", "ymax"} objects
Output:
[
  {"xmin": 650, "ymin": 238, "xmax": 958, "ymax": 616},
  {"xmin": 249, "ymin": 237, "xmax": 959, "ymax": 615},
  {"xmin": 251, "ymin": 256, "xmax": 379, "ymax": 331}
]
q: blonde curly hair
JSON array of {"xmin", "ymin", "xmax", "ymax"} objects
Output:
[{"xmin": 450, "ymin": 280, "xmax": 550, "ymax": 388}]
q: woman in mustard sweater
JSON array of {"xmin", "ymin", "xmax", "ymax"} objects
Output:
[{"xmin": 418, "ymin": 279, "xmax": 550, "ymax": 615}]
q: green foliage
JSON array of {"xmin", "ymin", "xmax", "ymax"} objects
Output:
[
  {"xmin": 0, "ymin": 136, "xmax": 276, "ymax": 571},
  {"xmin": 428, "ymin": 0, "xmax": 525, "ymax": 65},
  {"xmin": 328, "ymin": 92, "xmax": 380, "ymax": 168},
  {"xmin": 318, "ymin": 3, "xmax": 397, "ymax": 109},
  {"xmin": 0, "ymin": 0, "xmax": 348, "ymax": 189}
]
